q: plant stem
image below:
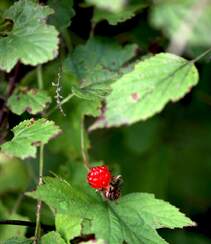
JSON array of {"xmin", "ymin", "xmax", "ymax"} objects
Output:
[
  {"xmin": 61, "ymin": 29, "xmax": 72, "ymax": 52},
  {"xmin": 80, "ymin": 118, "xmax": 90, "ymax": 170},
  {"xmin": 37, "ymin": 65, "xmax": 43, "ymax": 90},
  {"xmin": 34, "ymin": 144, "xmax": 44, "ymax": 243},
  {"xmin": 191, "ymin": 47, "xmax": 211, "ymax": 63},
  {"xmin": 46, "ymin": 93, "xmax": 74, "ymax": 117}
]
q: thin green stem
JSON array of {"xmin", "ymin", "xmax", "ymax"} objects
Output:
[
  {"xmin": 46, "ymin": 93, "xmax": 74, "ymax": 117},
  {"xmin": 37, "ymin": 65, "xmax": 43, "ymax": 90},
  {"xmin": 61, "ymin": 29, "xmax": 72, "ymax": 52},
  {"xmin": 12, "ymin": 193, "xmax": 24, "ymax": 214},
  {"xmin": 34, "ymin": 144, "xmax": 44, "ymax": 243},
  {"xmin": 80, "ymin": 118, "xmax": 90, "ymax": 170},
  {"xmin": 191, "ymin": 47, "xmax": 211, "ymax": 63},
  {"xmin": 60, "ymin": 93, "xmax": 74, "ymax": 106}
]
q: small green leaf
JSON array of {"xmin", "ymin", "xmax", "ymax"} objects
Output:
[
  {"xmin": 90, "ymin": 53, "xmax": 199, "ymax": 129},
  {"xmin": 41, "ymin": 231, "xmax": 66, "ymax": 244},
  {"xmin": 86, "ymin": 0, "xmax": 126, "ymax": 12},
  {"xmin": 48, "ymin": 0, "xmax": 75, "ymax": 31},
  {"xmin": 27, "ymin": 177, "xmax": 194, "ymax": 244},
  {"xmin": 93, "ymin": 4, "xmax": 146, "ymax": 25},
  {"xmin": 1, "ymin": 119, "xmax": 61, "ymax": 159},
  {"xmin": 7, "ymin": 88, "xmax": 51, "ymax": 115},
  {"xmin": 56, "ymin": 214, "xmax": 83, "ymax": 241},
  {"xmin": 0, "ymin": 0, "xmax": 59, "ymax": 72},
  {"xmin": 72, "ymin": 83, "xmax": 111, "ymax": 101}
]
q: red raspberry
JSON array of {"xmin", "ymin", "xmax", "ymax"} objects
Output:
[{"xmin": 87, "ymin": 165, "xmax": 111, "ymax": 189}]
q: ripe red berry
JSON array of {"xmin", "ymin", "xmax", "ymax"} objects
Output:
[{"xmin": 87, "ymin": 165, "xmax": 111, "ymax": 189}]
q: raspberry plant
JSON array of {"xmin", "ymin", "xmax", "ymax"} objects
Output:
[{"xmin": 0, "ymin": 0, "xmax": 211, "ymax": 243}]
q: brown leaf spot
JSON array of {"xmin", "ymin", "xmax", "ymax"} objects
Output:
[{"xmin": 131, "ymin": 92, "xmax": 140, "ymax": 102}]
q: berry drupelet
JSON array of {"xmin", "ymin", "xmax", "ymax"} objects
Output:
[{"xmin": 87, "ymin": 165, "xmax": 111, "ymax": 190}]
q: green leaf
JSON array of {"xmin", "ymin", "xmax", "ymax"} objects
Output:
[
  {"xmin": 7, "ymin": 88, "xmax": 51, "ymax": 115},
  {"xmin": 0, "ymin": 156, "xmax": 29, "ymax": 193},
  {"xmin": 86, "ymin": 0, "xmax": 126, "ymax": 12},
  {"xmin": 0, "ymin": 202, "xmax": 29, "ymax": 241},
  {"xmin": 27, "ymin": 177, "xmax": 194, "ymax": 244},
  {"xmin": 0, "ymin": 0, "xmax": 59, "ymax": 72},
  {"xmin": 2, "ymin": 237, "xmax": 32, "ymax": 244},
  {"xmin": 93, "ymin": 4, "xmax": 147, "ymax": 25},
  {"xmin": 72, "ymin": 83, "xmax": 111, "ymax": 101},
  {"xmin": 41, "ymin": 231, "xmax": 66, "ymax": 244},
  {"xmin": 56, "ymin": 214, "xmax": 83, "ymax": 241},
  {"xmin": 150, "ymin": 0, "xmax": 211, "ymax": 54},
  {"xmin": 64, "ymin": 38, "xmax": 138, "ymax": 86},
  {"xmin": 48, "ymin": 0, "xmax": 75, "ymax": 31},
  {"xmin": 80, "ymin": 240, "xmax": 106, "ymax": 244},
  {"xmin": 1, "ymin": 119, "xmax": 61, "ymax": 159},
  {"xmin": 89, "ymin": 53, "xmax": 199, "ymax": 129}
]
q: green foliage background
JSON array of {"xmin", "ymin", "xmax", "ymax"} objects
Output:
[{"xmin": 0, "ymin": 0, "xmax": 211, "ymax": 243}]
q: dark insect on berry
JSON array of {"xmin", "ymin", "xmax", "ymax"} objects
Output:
[{"xmin": 103, "ymin": 175, "xmax": 123, "ymax": 201}]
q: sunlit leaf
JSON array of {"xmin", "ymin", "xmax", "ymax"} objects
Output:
[
  {"xmin": 1, "ymin": 119, "xmax": 61, "ymax": 159},
  {"xmin": 90, "ymin": 53, "xmax": 198, "ymax": 129},
  {"xmin": 0, "ymin": 0, "xmax": 59, "ymax": 72},
  {"xmin": 7, "ymin": 88, "xmax": 51, "ymax": 115},
  {"xmin": 41, "ymin": 231, "xmax": 66, "ymax": 244},
  {"xmin": 93, "ymin": 4, "xmax": 146, "ymax": 25},
  {"xmin": 27, "ymin": 177, "xmax": 194, "ymax": 244},
  {"xmin": 86, "ymin": 0, "xmax": 126, "ymax": 12}
]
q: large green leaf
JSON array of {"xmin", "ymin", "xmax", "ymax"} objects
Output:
[
  {"xmin": 7, "ymin": 88, "xmax": 51, "ymax": 115},
  {"xmin": 48, "ymin": 0, "xmax": 75, "ymax": 31},
  {"xmin": 64, "ymin": 38, "xmax": 138, "ymax": 86},
  {"xmin": 27, "ymin": 177, "xmax": 194, "ymax": 244},
  {"xmin": 150, "ymin": 0, "xmax": 211, "ymax": 54},
  {"xmin": 0, "ymin": 0, "xmax": 59, "ymax": 72},
  {"xmin": 89, "ymin": 53, "xmax": 198, "ymax": 129},
  {"xmin": 1, "ymin": 119, "xmax": 61, "ymax": 159}
]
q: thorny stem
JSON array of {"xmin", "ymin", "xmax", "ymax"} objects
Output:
[
  {"xmin": 34, "ymin": 144, "xmax": 44, "ymax": 243},
  {"xmin": 80, "ymin": 118, "xmax": 90, "ymax": 170},
  {"xmin": 46, "ymin": 93, "xmax": 74, "ymax": 117},
  {"xmin": 34, "ymin": 65, "xmax": 44, "ymax": 243}
]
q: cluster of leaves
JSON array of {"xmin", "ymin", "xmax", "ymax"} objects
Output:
[{"xmin": 0, "ymin": 0, "xmax": 210, "ymax": 243}]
